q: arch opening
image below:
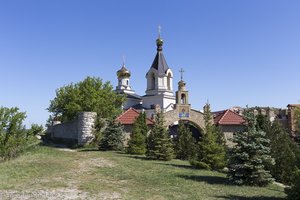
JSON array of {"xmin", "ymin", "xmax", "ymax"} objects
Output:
[{"xmin": 169, "ymin": 120, "xmax": 203, "ymax": 142}]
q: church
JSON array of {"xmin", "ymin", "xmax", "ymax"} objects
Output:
[
  {"xmin": 115, "ymin": 32, "xmax": 248, "ymax": 145},
  {"xmin": 47, "ymin": 31, "xmax": 247, "ymax": 146},
  {"xmin": 115, "ymin": 33, "xmax": 207, "ymax": 142}
]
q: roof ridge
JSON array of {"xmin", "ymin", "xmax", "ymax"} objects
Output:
[
  {"xmin": 116, "ymin": 107, "xmax": 138, "ymax": 120},
  {"xmin": 218, "ymin": 109, "xmax": 230, "ymax": 124}
]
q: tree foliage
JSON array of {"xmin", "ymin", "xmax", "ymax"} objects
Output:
[
  {"xmin": 0, "ymin": 107, "xmax": 41, "ymax": 161},
  {"xmin": 99, "ymin": 119, "xmax": 124, "ymax": 151},
  {"xmin": 227, "ymin": 109, "xmax": 274, "ymax": 186},
  {"xmin": 285, "ymin": 169, "xmax": 300, "ymax": 200},
  {"xmin": 146, "ymin": 112, "xmax": 173, "ymax": 161},
  {"xmin": 256, "ymin": 113, "xmax": 300, "ymax": 185},
  {"xmin": 191, "ymin": 103, "xmax": 226, "ymax": 170},
  {"xmin": 127, "ymin": 112, "xmax": 148, "ymax": 155},
  {"xmin": 48, "ymin": 76, "xmax": 125, "ymax": 122},
  {"xmin": 173, "ymin": 121, "xmax": 196, "ymax": 160},
  {"xmin": 294, "ymin": 106, "xmax": 300, "ymax": 142}
]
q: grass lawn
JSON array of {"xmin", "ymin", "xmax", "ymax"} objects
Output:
[{"xmin": 0, "ymin": 145, "xmax": 286, "ymax": 200}]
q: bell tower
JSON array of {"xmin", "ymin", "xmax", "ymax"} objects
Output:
[
  {"xmin": 142, "ymin": 27, "xmax": 175, "ymax": 112},
  {"xmin": 175, "ymin": 68, "xmax": 191, "ymax": 119}
]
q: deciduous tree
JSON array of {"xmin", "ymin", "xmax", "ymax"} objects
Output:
[{"xmin": 48, "ymin": 76, "xmax": 125, "ymax": 122}]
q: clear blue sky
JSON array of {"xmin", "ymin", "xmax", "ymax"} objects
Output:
[{"xmin": 1, "ymin": 0, "xmax": 300, "ymax": 127}]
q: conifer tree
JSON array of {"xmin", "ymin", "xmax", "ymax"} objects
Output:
[
  {"xmin": 256, "ymin": 113, "xmax": 300, "ymax": 185},
  {"xmin": 190, "ymin": 103, "xmax": 226, "ymax": 170},
  {"xmin": 294, "ymin": 106, "xmax": 300, "ymax": 143},
  {"xmin": 227, "ymin": 109, "xmax": 274, "ymax": 186},
  {"xmin": 173, "ymin": 121, "xmax": 196, "ymax": 160},
  {"xmin": 127, "ymin": 112, "xmax": 148, "ymax": 155},
  {"xmin": 99, "ymin": 119, "xmax": 124, "ymax": 151},
  {"xmin": 146, "ymin": 112, "xmax": 173, "ymax": 161}
]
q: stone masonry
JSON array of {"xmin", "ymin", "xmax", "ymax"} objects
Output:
[{"xmin": 48, "ymin": 112, "xmax": 97, "ymax": 145}]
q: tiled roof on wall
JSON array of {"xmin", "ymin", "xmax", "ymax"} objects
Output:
[
  {"xmin": 214, "ymin": 109, "xmax": 246, "ymax": 125},
  {"xmin": 116, "ymin": 107, "xmax": 154, "ymax": 125}
]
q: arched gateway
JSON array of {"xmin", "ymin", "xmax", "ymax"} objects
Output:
[{"xmin": 163, "ymin": 78, "xmax": 205, "ymax": 140}]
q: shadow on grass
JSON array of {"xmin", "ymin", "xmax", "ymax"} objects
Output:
[
  {"xmin": 215, "ymin": 195, "xmax": 285, "ymax": 200},
  {"xmin": 115, "ymin": 153, "xmax": 149, "ymax": 160},
  {"xmin": 40, "ymin": 142, "xmax": 78, "ymax": 149},
  {"xmin": 177, "ymin": 174, "xmax": 228, "ymax": 185},
  {"xmin": 77, "ymin": 148, "xmax": 99, "ymax": 152},
  {"xmin": 158, "ymin": 163, "xmax": 196, "ymax": 170}
]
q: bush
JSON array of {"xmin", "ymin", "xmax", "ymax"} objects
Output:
[{"xmin": 285, "ymin": 170, "xmax": 300, "ymax": 200}]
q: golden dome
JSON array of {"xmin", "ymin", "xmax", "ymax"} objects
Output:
[{"xmin": 117, "ymin": 65, "xmax": 131, "ymax": 78}]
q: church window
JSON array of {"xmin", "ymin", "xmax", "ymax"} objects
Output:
[
  {"xmin": 167, "ymin": 73, "xmax": 171, "ymax": 90},
  {"xmin": 151, "ymin": 73, "xmax": 155, "ymax": 90},
  {"xmin": 126, "ymin": 80, "xmax": 129, "ymax": 86},
  {"xmin": 181, "ymin": 93, "xmax": 186, "ymax": 104}
]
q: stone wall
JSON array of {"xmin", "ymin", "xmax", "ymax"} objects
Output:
[
  {"xmin": 164, "ymin": 109, "xmax": 205, "ymax": 130},
  {"xmin": 219, "ymin": 125, "xmax": 246, "ymax": 147},
  {"xmin": 77, "ymin": 112, "xmax": 97, "ymax": 145},
  {"xmin": 48, "ymin": 112, "xmax": 97, "ymax": 145}
]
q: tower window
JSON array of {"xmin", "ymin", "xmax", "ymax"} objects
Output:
[
  {"xmin": 126, "ymin": 80, "xmax": 129, "ymax": 86},
  {"xmin": 181, "ymin": 94, "xmax": 186, "ymax": 104},
  {"xmin": 167, "ymin": 73, "xmax": 171, "ymax": 90},
  {"xmin": 151, "ymin": 73, "xmax": 155, "ymax": 90}
]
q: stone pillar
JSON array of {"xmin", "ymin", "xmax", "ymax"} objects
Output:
[{"xmin": 77, "ymin": 112, "xmax": 97, "ymax": 145}]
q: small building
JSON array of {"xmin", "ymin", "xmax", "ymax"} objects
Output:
[
  {"xmin": 116, "ymin": 108, "xmax": 154, "ymax": 145},
  {"xmin": 287, "ymin": 104, "xmax": 300, "ymax": 138},
  {"xmin": 213, "ymin": 109, "xmax": 246, "ymax": 147}
]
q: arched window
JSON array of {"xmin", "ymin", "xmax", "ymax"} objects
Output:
[
  {"xmin": 181, "ymin": 94, "xmax": 186, "ymax": 104},
  {"xmin": 126, "ymin": 80, "xmax": 129, "ymax": 86},
  {"xmin": 167, "ymin": 73, "xmax": 171, "ymax": 90},
  {"xmin": 151, "ymin": 73, "xmax": 155, "ymax": 90}
]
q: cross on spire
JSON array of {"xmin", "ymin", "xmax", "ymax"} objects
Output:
[
  {"xmin": 158, "ymin": 25, "xmax": 161, "ymax": 38},
  {"xmin": 179, "ymin": 68, "xmax": 185, "ymax": 81},
  {"xmin": 122, "ymin": 55, "xmax": 126, "ymax": 66}
]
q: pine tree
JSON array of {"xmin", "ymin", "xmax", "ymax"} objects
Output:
[
  {"xmin": 127, "ymin": 112, "xmax": 148, "ymax": 155},
  {"xmin": 227, "ymin": 109, "xmax": 274, "ymax": 186},
  {"xmin": 146, "ymin": 112, "xmax": 173, "ymax": 161},
  {"xmin": 190, "ymin": 103, "xmax": 226, "ymax": 170},
  {"xmin": 256, "ymin": 113, "xmax": 300, "ymax": 185},
  {"xmin": 173, "ymin": 121, "xmax": 196, "ymax": 160},
  {"xmin": 294, "ymin": 106, "xmax": 300, "ymax": 143},
  {"xmin": 99, "ymin": 119, "xmax": 124, "ymax": 151}
]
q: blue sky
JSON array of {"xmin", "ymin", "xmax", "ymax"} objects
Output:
[{"xmin": 0, "ymin": 0, "xmax": 300, "ymax": 127}]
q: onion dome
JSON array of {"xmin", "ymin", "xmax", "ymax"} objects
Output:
[
  {"xmin": 117, "ymin": 64, "xmax": 131, "ymax": 78},
  {"xmin": 156, "ymin": 37, "xmax": 164, "ymax": 51}
]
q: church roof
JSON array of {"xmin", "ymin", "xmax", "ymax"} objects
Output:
[
  {"xmin": 213, "ymin": 109, "xmax": 246, "ymax": 125},
  {"xmin": 149, "ymin": 37, "xmax": 170, "ymax": 75},
  {"xmin": 126, "ymin": 93, "xmax": 142, "ymax": 100},
  {"xmin": 116, "ymin": 107, "xmax": 154, "ymax": 125}
]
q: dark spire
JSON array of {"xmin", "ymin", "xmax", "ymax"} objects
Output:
[{"xmin": 150, "ymin": 26, "xmax": 169, "ymax": 75}]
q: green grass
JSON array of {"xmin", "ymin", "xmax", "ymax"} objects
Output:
[{"xmin": 0, "ymin": 145, "xmax": 286, "ymax": 200}]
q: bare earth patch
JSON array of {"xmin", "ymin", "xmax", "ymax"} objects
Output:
[{"xmin": 0, "ymin": 189, "xmax": 122, "ymax": 200}]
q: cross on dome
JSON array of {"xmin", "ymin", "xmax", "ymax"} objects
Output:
[{"xmin": 179, "ymin": 68, "xmax": 185, "ymax": 81}]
